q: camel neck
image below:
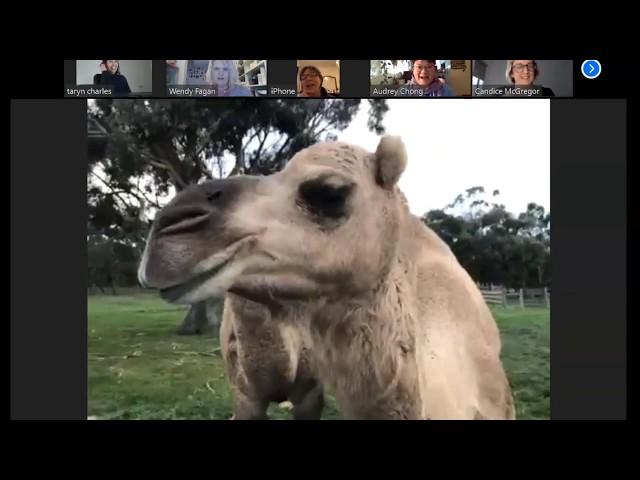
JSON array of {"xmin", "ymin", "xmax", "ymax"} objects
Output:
[{"xmin": 310, "ymin": 266, "xmax": 419, "ymax": 418}]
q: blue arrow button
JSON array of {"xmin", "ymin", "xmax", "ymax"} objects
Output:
[{"xmin": 581, "ymin": 60, "xmax": 602, "ymax": 79}]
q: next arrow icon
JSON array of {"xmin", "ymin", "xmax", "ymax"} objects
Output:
[{"xmin": 581, "ymin": 60, "xmax": 602, "ymax": 79}]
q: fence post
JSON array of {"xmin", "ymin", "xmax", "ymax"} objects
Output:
[
  {"xmin": 502, "ymin": 288, "xmax": 507, "ymax": 308},
  {"xmin": 544, "ymin": 287, "xmax": 550, "ymax": 309},
  {"xmin": 519, "ymin": 288, "xmax": 524, "ymax": 309}
]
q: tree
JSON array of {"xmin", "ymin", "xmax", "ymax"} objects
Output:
[
  {"xmin": 423, "ymin": 188, "xmax": 550, "ymax": 289},
  {"xmin": 88, "ymin": 98, "xmax": 388, "ymax": 334}
]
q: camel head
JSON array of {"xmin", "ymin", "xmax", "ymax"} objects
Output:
[{"xmin": 138, "ymin": 135, "xmax": 408, "ymax": 308}]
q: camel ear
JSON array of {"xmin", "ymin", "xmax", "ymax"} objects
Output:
[{"xmin": 374, "ymin": 135, "xmax": 407, "ymax": 190}]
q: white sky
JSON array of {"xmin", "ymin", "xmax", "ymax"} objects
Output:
[
  {"xmin": 90, "ymin": 98, "xmax": 550, "ymax": 219},
  {"xmin": 339, "ymin": 99, "xmax": 550, "ymax": 216}
]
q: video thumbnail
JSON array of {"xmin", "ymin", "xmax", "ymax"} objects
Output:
[
  {"xmin": 74, "ymin": 60, "xmax": 153, "ymax": 97},
  {"xmin": 472, "ymin": 60, "xmax": 573, "ymax": 97},
  {"xmin": 166, "ymin": 60, "xmax": 268, "ymax": 97},
  {"xmin": 296, "ymin": 60, "xmax": 341, "ymax": 97},
  {"xmin": 370, "ymin": 60, "xmax": 472, "ymax": 97}
]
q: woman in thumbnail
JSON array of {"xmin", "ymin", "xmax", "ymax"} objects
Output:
[
  {"xmin": 505, "ymin": 60, "xmax": 555, "ymax": 96},
  {"xmin": 96, "ymin": 60, "xmax": 131, "ymax": 96},
  {"xmin": 407, "ymin": 60, "xmax": 454, "ymax": 97},
  {"xmin": 298, "ymin": 66, "xmax": 330, "ymax": 97},
  {"xmin": 210, "ymin": 60, "xmax": 252, "ymax": 97}
]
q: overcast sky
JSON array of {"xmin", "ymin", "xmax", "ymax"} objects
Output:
[
  {"xmin": 338, "ymin": 99, "xmax": 550, "ymax": 216},
  {"xmin": 92, "ymin": 99, "xmax": 550, "ymax": 219}
]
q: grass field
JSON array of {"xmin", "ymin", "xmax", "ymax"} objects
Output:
[{"xmin": 88, "ymin": 294, "xmax": 549, "ymax": 420}]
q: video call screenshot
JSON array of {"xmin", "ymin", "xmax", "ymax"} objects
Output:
[{"xmin": 10, "ymin": 56, "xmax": 629, "ymax": 423}]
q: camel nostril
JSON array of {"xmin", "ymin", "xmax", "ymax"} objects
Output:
[
  {"xmin": 156, "ymin": 207, "xmax": 212, "ymax": 235},
  {"xmin": 206, "ymin": 190, "xmax": 222, "ymax": 202}
]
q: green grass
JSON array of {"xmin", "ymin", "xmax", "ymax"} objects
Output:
[
  {"xmin": 88, "ymin": 294, "xmax": 549, "ymax": 420},
  {"xmin": 496, "ymin": 308, "xmax": 550, "ymax": 420}
]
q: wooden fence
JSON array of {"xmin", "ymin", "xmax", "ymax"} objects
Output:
[
  {"xmin": 478, "ymin": 284, "xmax": 550, "ymax": 309},
  {"xmin": 88, "ymin": 283, "xmax": 550, "ymax": 309}
]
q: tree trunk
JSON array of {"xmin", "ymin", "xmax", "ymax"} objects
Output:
[
  {"xmin": 109, "ymin": 273, "xmax": 117, "ymax": 295},
  {"xmin": 176, "ymin": 299, "xmax": 224, "ymax": 335}
]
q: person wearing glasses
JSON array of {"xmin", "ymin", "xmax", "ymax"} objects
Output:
[
  {"xmin": 505, "ymin": 60, "xmax": 555, "ymax": 96},
  {"xmin": 406, "ymin": 60, "xmax": 454, "ymax": 97},
  {"xmin": 298, "ymin": 66, "xmax": 331, "ymax": 97}
]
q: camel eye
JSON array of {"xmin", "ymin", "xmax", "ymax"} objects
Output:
[{"xmin": 298, "ymin": 178, "xmax": 352, "ymax": 219}]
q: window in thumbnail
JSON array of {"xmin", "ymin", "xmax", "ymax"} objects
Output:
[
  {"xmin": 472, "ymin": 60, "xmax": 573, "ymax": 97},
  {"xmin": 370, "ymin": 60, "xmax": 471, "ymax": 97},
  {"xmin": 296, "ymin": 60, "xmax": 340, "ymax": 97},
  {"xmin": 76, "ymin": 60, "xmax": 153, "ymax": 97},
  {"xmin": 166, "ymin": 60, "xmax": 268, "ymax": 96}
]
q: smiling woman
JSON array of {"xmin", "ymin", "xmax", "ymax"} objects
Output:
[
  {"xmin": 406, "ymin": 60, "xmax": 454, "ymax": 97},
  {"xmin": 297, "ymin": 60, "xmax": 341, "ymax": 97},
  {"xmin": 95, "ymin": 60, "xmax": 131, "ymax": 96},
  {"xmin": 298, "ymin": 65, "xmax": 328, "ymax": 97},
  {"xmin": 505, "ymin": 60, "xmax": 555, "ymax": 97}
]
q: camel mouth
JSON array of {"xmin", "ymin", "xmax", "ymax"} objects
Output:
[
  {"xmin": 159, "ymin": 257, "xmax": 231, "ymax": 303},
  {"xmin": 156, "ymin": 234, "xmax": 260, "ymax": 303}
]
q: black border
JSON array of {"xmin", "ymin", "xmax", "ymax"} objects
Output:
[
  {"xmin": 8, "ymin": 43, "xmax": 633, "ymax": 421},
  {"xmin": 10, "ymin": 99, "xmax": 88, "ymax": 419},
  {"xmin": 10, "ymin": 97, "xmax": 630, "ymax": 421},
  {"xmin": 551, "ymin": 100, "xmax": 627, "ymax": 419}
]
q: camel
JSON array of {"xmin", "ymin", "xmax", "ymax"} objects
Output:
[
  {"xmin": 138, "ymin": 135, "xmax": 516, "ymax": 420},
  {"xmin": 218, "ymin": 297, "xmax": 324, "ymax": 419}
]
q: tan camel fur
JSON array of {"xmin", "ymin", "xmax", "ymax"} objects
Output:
[{"xmin": 138, "ymin": 135, "xmax": 516, "ymax": 420}]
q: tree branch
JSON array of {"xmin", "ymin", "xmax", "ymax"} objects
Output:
[
  {"xmin": 228, "ymin": 160, "xmax": 242, "ymax": 177},
  {"xmin": 274, "ymin": 136, "xmax": 292, "ymax": 162},
  {"xmin": 91, "ymin": 169, "xmax": 164, "ymax": 215},
  {"xmin": 235, "ymin": 139, "xmax": 246, "ymax": 173},
  {"xmin": 129, "ymin": 182, "xmax": 163, "ymax": 210},
  {"xmin": 193, "ymin": 153, "xmax": 213, "ymax": 180},
  {"xmin": 307, "ymin": 104, "xmax": 325, "ymax": 133},
  {"xmin": 90, "ymin": 171, "xmax": 136, "ymax": 210},
  {"xmin": 148, "ymin": 140, "xmax": 189, "ymax": 191},
  {"xmin": 242, "ymin": 130, "xmax": 260, "ymax": 153},
  {"xmin": 314, "ymin": 123, "xmax": 331, "ymax": 139},
  {"xmin": 253, "ymin": 129, "xmax": 269, "ymax": 162},
  {"xmin": 195, "ymin": 137, "xmax": 212, "ymax": 160},
  {"xmin": 216, "ymin": 157, "xmax": 224, "ymax": 178},
  {"xmin": 147, "ymin": 157, "xmax": 188, "ymax": 190}
]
